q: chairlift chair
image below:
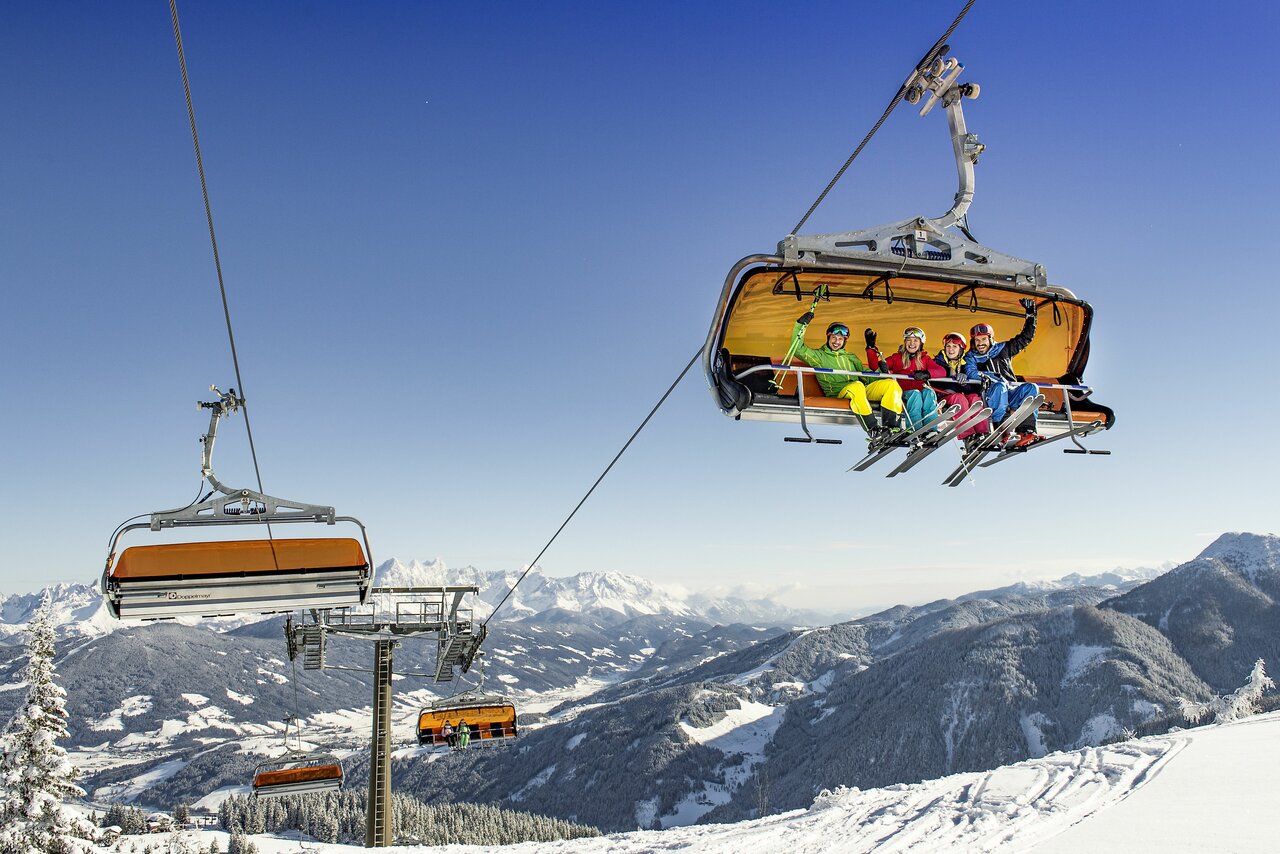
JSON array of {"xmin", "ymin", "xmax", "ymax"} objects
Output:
[
  {"xmin": 417, "ymin": 693, "xmax": 519, "ymax": 748},
  {"xmin": 704, "ymin": 53, "xmax": 1113, "ymax": 451},
  {"xmin": 251, "ymin": 753, "xmax": 344, "ymax": 799},
  {"xmin": 102, "ymin": 387, "xmax": 373, "ymax": 619}
]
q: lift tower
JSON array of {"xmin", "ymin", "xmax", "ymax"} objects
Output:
[{"xmin": 286, "ymin": 586, "xmax": 486, "ymax": 847}]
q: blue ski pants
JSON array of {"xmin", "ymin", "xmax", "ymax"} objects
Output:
[
  {"xmin": 903, "ymin": 388, "xmax": 940, "ymax": 430},
  {"xmin": 984, "ymin": 381, "xmax": 1039, "ymax": 425}
]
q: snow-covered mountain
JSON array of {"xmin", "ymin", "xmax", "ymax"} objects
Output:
[
  {"xmin": 0, "ymin": 582, "xmax": 117, "ymax": 644},
  {"xmin": 374, "ymin": 559, "xmax": 702, "ymax": 621},
  {"xmin": 1104, "ymin": 530, "xmax": 1280, "ymax": 692},
  {"xmin": 0, "ymin": 560, "xmax": 840, "ymax": 645},
  {"xmin": 22, "ymin": 536, "xmax": 1280, "ymax": 837}
]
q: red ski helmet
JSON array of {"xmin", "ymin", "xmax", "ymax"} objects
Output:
[
  {"xmin": 969, "ymin": 323, "xmax": 996, "ymax": 349},
  {"xmin": 942, "ymin": 331, "xmax": 967, "ymax": 350}
]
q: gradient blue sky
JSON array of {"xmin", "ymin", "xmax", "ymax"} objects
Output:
[{"xmin": 4, "ymin": 1, "xmax": 1276, "ymax": 614}]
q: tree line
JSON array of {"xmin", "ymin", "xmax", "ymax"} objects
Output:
[{"xmin": 217, "ymin": 790, "xmax": 602, "ymax": 846}]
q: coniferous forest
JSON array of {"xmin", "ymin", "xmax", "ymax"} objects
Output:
[{"xmin": 216, "ymin": 790, "xmax": 602, "ymax": 846}]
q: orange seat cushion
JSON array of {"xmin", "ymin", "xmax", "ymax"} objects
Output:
[
  {"xmin": 255, "ymin": 764, "xmax": 342, "ymax": 788},
  {"xmin": 113, "ymin": 538, "xmax": 367, "ymax": 579}
]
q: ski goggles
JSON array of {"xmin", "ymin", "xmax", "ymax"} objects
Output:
[
  {"xmin": 903, "ymin": 327, "xmax": 925, "ymax": 342},
  {"xmin": 826, "ymin": 324, "xmax": 850, "ymax": 337}
]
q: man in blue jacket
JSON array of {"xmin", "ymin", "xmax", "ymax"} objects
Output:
[{"xmin": 963, "ymin": 298, "xmax": 1042, "ymax": 448}]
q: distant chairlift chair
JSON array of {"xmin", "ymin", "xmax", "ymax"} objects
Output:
[{"xmin": 251, "ymin": 753, "xmax": 344, "ymax": 799}]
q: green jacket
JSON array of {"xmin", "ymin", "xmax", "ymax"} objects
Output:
[{"xmin": 789, "ymin": 321, "xmax": 872, "ymax": 397}]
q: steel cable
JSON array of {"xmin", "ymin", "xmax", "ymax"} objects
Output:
[
  {"xmin": 484, "ymin": 345, "xmax": 704, "ymax": 626},
  {"xmin": 168, "ymin": 0, "xmax": 273, "ymax": 536},
  {"xmin": 170, "ymin": 1, "xmax": 277, "ymax": 560}
]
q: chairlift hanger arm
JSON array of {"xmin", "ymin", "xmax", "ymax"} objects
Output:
[
  {"xmin": 908, "ymin": 54, "xmax": 983, "ymax": 230},
  {"xmin": 778, "ymin": 51, "xmax": 1048, "ymax": 290},
  {"xmin": 198, "ymin": 385, "xmax": 244, "ymax": 496}
]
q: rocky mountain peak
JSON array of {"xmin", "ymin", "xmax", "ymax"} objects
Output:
[{"xmin": 1196, "ymin": 532, "xmax": 1280, "ymax": 583}]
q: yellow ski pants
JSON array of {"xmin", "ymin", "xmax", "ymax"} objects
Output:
[{"xmin": 837, "ymin": 379, "xmax": 904, "ymax": 417}]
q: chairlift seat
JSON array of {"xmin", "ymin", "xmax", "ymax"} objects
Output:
[
  {"xmin": 252, "ymin": 757, "xmax": 343, "ymax": 799},
  {"xmin": 105, "ymin": 537, "xmax": 370, "ymax": 620},
  {"xmin": 711, "ymin": 266, "xmax": 1113, "ymax": 437},
  {"xmin": 417, "ymin": 699, "xmax": 518, "ymax": 748}
]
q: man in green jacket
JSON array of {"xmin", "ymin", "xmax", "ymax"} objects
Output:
[{"xmin": 789, "ymin": 311, "xmax": 905, "ymax": 438}]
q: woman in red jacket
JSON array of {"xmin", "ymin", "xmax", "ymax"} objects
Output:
[
  {"xmin": 866, "ymin": 327, "xmax": 944, "ymax": 431},
  {"xmin": 933, "ymin": 331, "xmax": 990, "ymax": 446}
]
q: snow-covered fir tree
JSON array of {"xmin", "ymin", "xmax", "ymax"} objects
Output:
[
  {"xmin": 0, "ymin": 593, "xmax": 96, "ymax": 854},
  {"xmin": 1178, "ymin": 658, "xmax": 1275, "ymax": 724}
]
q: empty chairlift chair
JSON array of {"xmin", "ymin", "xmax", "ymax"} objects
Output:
[
  {"xmin": 101, "ymin": 388, "xmax": 373, "ymax": 620},
  {"xmin": 251, "ymin": 754, "xmax": 344, "ymax": 799},
  {"xmin": 105, "ymin": 537, "xmax": 371, "ymax": 619}
]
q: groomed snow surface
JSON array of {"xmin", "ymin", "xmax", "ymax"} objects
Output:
[{"xmin": 100, "ymin": 711, "xmax": 1280, "ymax": 853}]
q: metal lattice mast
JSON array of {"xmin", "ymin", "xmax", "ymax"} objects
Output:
[{"xmin": 366, "ymin": 639, "xmax": 395, "ymax": 847}]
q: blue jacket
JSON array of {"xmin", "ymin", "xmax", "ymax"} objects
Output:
[{"xmin": 963, "ymin": 314, "xmax": 1036, "ymax": 384}]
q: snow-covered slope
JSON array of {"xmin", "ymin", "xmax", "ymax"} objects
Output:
[{"xmin": 98, "ymin": 709, "xmax": 1280, "ymax": 853}]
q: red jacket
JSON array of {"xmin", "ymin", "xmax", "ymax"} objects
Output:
[{"xmin": 867, "ymin": 349, "xmax": 944, "ymax": 391}]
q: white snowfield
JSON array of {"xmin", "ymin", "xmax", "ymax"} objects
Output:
[{"xmin": 154, "ymin": 710, "xmax": 1279, "ymax": 854}]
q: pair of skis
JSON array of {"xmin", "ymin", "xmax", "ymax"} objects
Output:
[
  {"xmin": 942, "ymin": 394, "xmax": 1045, "ymax": 487},
  {"xmin": 848, "ymin": 403, "xmax": 958, "ymax": 473},
  {"xmin": 885, "ymin": 400, "xmax": 991, "ymax": 477},
  {"xmin": 976, "ymin": 418, "xmax": 1108, "ymax": 469},
  {"xmin": 848, "ymin": 401, "xmax": 987, "ymax": 474}
]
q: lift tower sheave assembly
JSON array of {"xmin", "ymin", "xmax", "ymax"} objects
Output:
[{"xmin": 285, "ymin": 586, "xmax": 487, "ymax": 847}]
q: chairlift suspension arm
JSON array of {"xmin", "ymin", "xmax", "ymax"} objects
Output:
[
  {"xmin": 198, "ymin": 385, "xmax": 244, "ymax": 496},
  {"xmin": 909, "ymin": 55, "xmax": 983, "ymax": 231}
]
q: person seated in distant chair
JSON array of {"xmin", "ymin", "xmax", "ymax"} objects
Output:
[
  {"xmin": 441, "ymin": 720, "xmax": 456, "ymax": 749},
  {"xmin": 866, "ymin": 326, "xmax": 944, "ymax": 432},
  {"xmin": 788, "ymin": 312, "xmax": 905, "ymax": 442},
  {"xmin": 963, "ymin": 298, "xmax": 1044, "ymax": 449}
]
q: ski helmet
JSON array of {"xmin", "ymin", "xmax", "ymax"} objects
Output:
[
  {"xmin": 942, "ymin": 331, "xmax": 966, "ymax": 350},
  {"xmin": 969, "ymin": 322, "xmax": 995, "ymax": 349},
  {"xmin": 902, "ymin": 326, "xmax": 926, "ymax": 343},
  {"xmin": 826, "ymin": 323, "xmax": 850, "ymax": 337}
]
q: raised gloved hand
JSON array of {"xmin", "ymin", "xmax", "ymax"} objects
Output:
[
  {"xmin": 797, "ymin": 311, "xmax": 814, "ymax": 325},
  {"xmin": 1020, "ymin": 297, "xmax": 1037, "ymax": 315},
  {"xmin": 913, "ymin": 370, "xmax": 931, "ymax": 381},
  {"xmin": 864, "ymin": 328, "xmax": 877, "ymax": 348}
]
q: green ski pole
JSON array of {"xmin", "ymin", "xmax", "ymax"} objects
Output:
[{"xmin": 771, "ymin": 284, "xmax": 829, "ymax": 392}]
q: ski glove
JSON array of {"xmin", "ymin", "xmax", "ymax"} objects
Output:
[
  {"xmin": 864, "ymin": 329, "xmax": 877, "ymax": 348},
  {"xmin": 912, "ymin": 370, "xmax": 931, "ymax": 381},
  {"xmin": 797, "ymin": 311, "xmax": 814, "ymax": 325},
  {"xmin": 1020, "ymin": 297, "xmax": 1037, "ymax": 315}
]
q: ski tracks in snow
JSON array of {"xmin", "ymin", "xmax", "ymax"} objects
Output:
[
  {"xmin": 441, "ymin": 736, "xmax": 1184, "ymax": 854},
  {"xmin": 801, "ymin": 737, "xmax": 1183, "ymax": 853},
  {"xmin": 535, "ymin": 737, "xmax": 1177, "ymax": 854}
]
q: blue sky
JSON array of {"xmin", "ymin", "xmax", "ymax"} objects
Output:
[{"xmin": 3, "ymin": 1, "xmax": 1276, "ymax": 614}]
